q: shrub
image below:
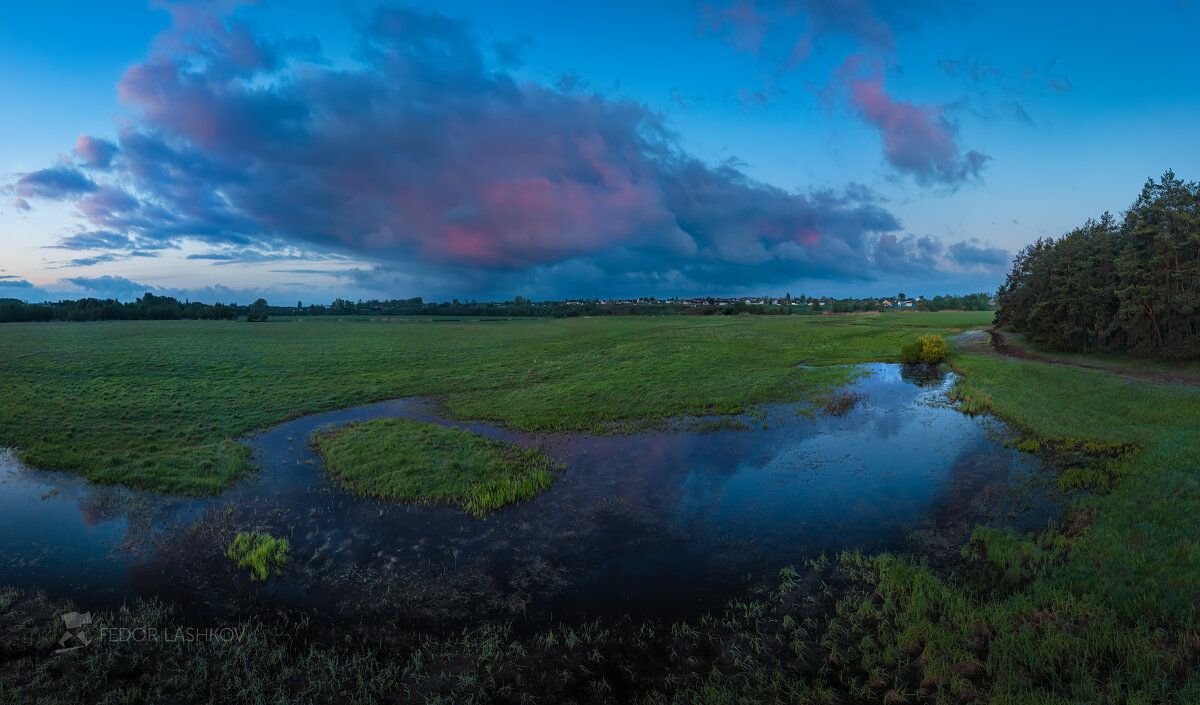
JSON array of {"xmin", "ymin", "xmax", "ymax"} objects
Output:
[{"xmin": 899, "ymin": 333, "xmax": 949, "ymax": 365}]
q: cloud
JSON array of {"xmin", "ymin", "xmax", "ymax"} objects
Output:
[
  {"xmin": 52, "ymin": 230, "xmax": 135, "ymax": 250},
  {"xmin": 553, "ymin": 72, "xmax": 589, "ymax": 93},
  {"xmin": 12, "ymin": 197, "xmax": 30, "ymax": 211},
  {"xmin": 830, "ymin": 55, "xmax": 988, "ymax": 187},
  {"xmin": 12, "ymin": 3, "xmax": 990, "ymax": 296},
  {"xmin": 58, "ymin": 275, "xmax": 320, "ymax": 306},
  {"xmin": 936, "ymin": 53, "xmax": 1073, "ymax": 126},
  {"xmin": 1047, "ymin": 77, "xmax": 1072, "ymax": 93},
  {"xmin": 697, "ymin": 0, "xmax": 943, "ymax": 66},
  {"xmin": 697, "ymin": 2, "xmax": 985, "ymax": 186},
  {"xmin": 948, "ymin": 239, "xmax": 1010, "ymax": 271},
  {"xmin": 62, "ymin": 275, "xmax": 152, "ymax": 300},
  {"xmin": 872, "ymin": 233, "xmax": 943, "ymax": 274},
  {"xmin": 74, "ymin": 135, "xmax": 119, "ymax": 169},
  {"xmin": 15, "ymin": 167, "xmax": 97, "ymax": 199},
  {"xmin": 65, "ymin": 253, "xmax": 128, "ymax": 267},
  {"xmin": 492, "ymin": 34, "xmax": 532, "ymax": 67}
]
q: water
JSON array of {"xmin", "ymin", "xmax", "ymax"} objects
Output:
[{"xmin": 0, "ymin": 364, "xmax": 1056, "ymax": 626}]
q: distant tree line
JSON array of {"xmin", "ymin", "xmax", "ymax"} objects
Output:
[
  {"xmin": 996, "ymin": 170, "xmax": 1200, "ymax": 357},
  {"xmin": 1, "ymin": 290, "xmax": 994, "ymax": 324},
  {"xmin": 0, "ymin": 293, "xmax": 236, "ymax": 323}
]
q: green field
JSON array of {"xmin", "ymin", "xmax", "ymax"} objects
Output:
[
  {"xmin": 311, "ymin": 417, "xmax": 560, "ymax": 515},
  {"xmin": 4, "ymin": 311, "xmax": 1200, "ymax": 702},
  {"xmin": 0, "ymin": 312, "xmax": 987, "ymax": 494}
]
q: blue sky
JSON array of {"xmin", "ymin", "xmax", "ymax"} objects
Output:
[{"xmin": 2, "ymin": 0, "xmax": 1198, "ymax": 304}]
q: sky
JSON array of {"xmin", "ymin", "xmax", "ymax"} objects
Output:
[{"xmin": 2, "ymin": 0, "xmax": 1199, "ymax": 305}]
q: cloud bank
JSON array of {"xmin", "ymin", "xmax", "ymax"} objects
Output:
[{"xmin": 12, "ymin": 2, "xmax": 1005, "ymax": 298}]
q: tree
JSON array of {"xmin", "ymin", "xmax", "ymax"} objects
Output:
[{"xmin": 995, "ymin": 170, "xmax": 1200, "ymax": 358}]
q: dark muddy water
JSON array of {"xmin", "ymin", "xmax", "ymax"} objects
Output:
[{"xmin": 0, "ymin": 364, "xmax": 1056, "ymax": 626}]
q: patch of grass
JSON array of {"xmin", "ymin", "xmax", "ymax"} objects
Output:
[
  {"xmin": 311, "ymin": 418, "xmax": 560, "ymax": 515},
  {"xmin": 225, "ymin": 531, "xmax": 289, "ymax": 581},
  {"xmin": 949, "ymin": 378, "xmax": 993, "ymax": 414},
  {"xmin": 815, "ymin": 389, "xmax": 864, "ymax": 416},
  {"xmin": 0, "ymin": 313, "xmax": 990, "ymax": 493}
]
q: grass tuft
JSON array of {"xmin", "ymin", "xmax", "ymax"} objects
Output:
[{"xmin": 225, "ymin": 531, "xmax": 289, "ymax": 581}]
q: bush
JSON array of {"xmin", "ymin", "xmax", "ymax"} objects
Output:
[{"xmin": 900, "ymin": 333, "xmax": 949, "ymax": 365}]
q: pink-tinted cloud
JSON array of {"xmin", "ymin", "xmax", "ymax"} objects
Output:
[
  {"xmin": 833, "ymin": 55, "xmax": 987, "ymax": 186},
  {"xmin": 73, "ymin": 135, "xmax": 118, "ymax": 169},
  {"xmin": 12, "ymin": 197, "xmax": 31, "ymax": 211},
  {"xmin": 697, "ymin": 1, "xmax": 986, "ymax": 187}
]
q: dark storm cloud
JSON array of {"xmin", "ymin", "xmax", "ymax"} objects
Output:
[
  {"xmin": 872, "ymin": 233, "xmax": 944, "ymax": 274},
  {"xmin": 13, "ymin": 2, "xmax": 983, "ymax": 294}
]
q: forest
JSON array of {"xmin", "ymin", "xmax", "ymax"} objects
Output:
[{"xmin": 995, "ymin": 170, "xmax": 1200, "ymax": 357}]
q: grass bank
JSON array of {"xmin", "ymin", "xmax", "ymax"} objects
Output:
[
  {"xmin": 0, "ymin": 312, "xmax": 988, "ymax": 493},
  {"xmin": 311, "ymin": 418, "xmax": 560, "ymax": 515},
  {"xmin": 949, "ymin": 352, "xmax": 1200, "ymax": 624}
]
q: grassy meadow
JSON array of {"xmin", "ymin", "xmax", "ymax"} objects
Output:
[
  {"xmin": 4, "ymin": 310, "xmax": 1200, "ymax": 702},
  {"xmin": 0, "ymin": 311, "xmax": 986, "ymax": 494}
]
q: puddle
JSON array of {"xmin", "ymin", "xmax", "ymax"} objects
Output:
[{"xmin": 0, "ymin": 364, "xmax": 1058, "ymax": 627}]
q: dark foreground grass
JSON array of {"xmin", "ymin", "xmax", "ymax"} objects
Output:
[
  {"xmin": 311, "ymin": 418, "xmax": 559, "ymax": 515},
  {"xmin": 0, "ymin": 312, "xmax": 987, "ymax": 493},
  {"xmin": 3, "ymin": 550, "xmax": 1196, "ymax": 705}
]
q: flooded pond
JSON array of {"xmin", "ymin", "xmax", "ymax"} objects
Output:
[{"xmin": 0, "ymin": 364, "xmax": 1056, "ymax": 627}]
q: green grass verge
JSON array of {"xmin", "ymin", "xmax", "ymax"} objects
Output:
[
  {"xmin": 949, "ymin": 352, "xmax": 1200, "ymax": 623},
  {"xmin": 311, "ymin": 418, "xmax": 560, "ymax": 515},
  {"xmin": 225, "ymin": 531, "xmax": 289, "ymax": 581},
  {"xmin": 0, "ymin": 312, "xmax": 990, "ymax": 493}
]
